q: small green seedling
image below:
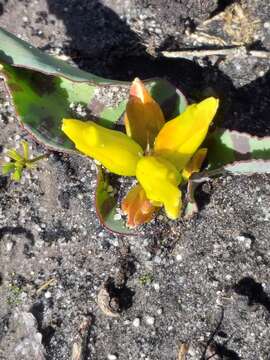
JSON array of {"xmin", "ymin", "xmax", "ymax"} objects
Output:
[
  {"xmin": 2, "ymin": 140, "xmax": 48, "ymax": 181},
  {"xmin": 139, "ymin": 273, "xmax": 154, "ymax": 286}
]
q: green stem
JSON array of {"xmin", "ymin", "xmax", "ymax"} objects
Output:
[{"xmin": 26, "ymin": 153, "xmax": 49, "ymax": 165}]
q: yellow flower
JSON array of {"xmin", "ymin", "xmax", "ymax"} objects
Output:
[
  {"xmin": 136, "ymin": 156, "xmax": 182, "ymax": 219},
  {"xmin": 62, "ymin": 78, "xmax": 219, "ymax": 224},
  {"xmin": 62, "ymin": 119, "xmax": 143, "ymax": 176}
]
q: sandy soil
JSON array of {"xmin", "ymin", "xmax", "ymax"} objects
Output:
[{"xmin": 0, "ymin": 1, "xmax": 270, "ymax": 359}]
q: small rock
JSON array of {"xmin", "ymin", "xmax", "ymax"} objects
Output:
[
  {"xmin": 152, "ymin": 283, "xmax": 160, "ymax": 291},
  {"xmin": 157, "ymin": 308, "xmax": 163, "ymax": 315},
  {"xmin": 236, "ymin": 235, "xmax": 252, "ymax": 249},
  {"xmin": 176, "ymin": 254, "xmax": 183, "ymax": 262},
  {"xmin": 133, "ymin": 318, "xmax": 140, "ymax": 327},
  {"xmin": 145, "ymin": 315, "xmax": 155, "ymax": 326},
  {"xmin": 107, "ymin": 354, "xmax": 118, "ymax": 360},
  {"xmin": 154, "ymin": 256, "xmax": 161, "ymax": 264},
  {"xmin": 44, "ymin": 291, "xmax": 52, "ymax": 299},
  {"xmin": 6, "ymin": 241, "xmax": 14, "ymax": 252}
]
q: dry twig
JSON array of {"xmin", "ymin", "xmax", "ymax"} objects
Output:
[{"xmin": 162, "ymin": 47, "xmax": 270, "ymax": 59}]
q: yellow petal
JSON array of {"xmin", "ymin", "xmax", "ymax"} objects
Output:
[
  {"xmin": 154, "ymin": 97, "xmax": 219, "ymax": 170},
  {"xmin": 182, "ymin": 148, "xmax": 207, "ymax": 181},
  {"xmin": 124, "ymin": 78, "xmax": 165, "ymax": 149},
  {"xmin": 121, "ymin": 184, "xmax": 158, "ymax": 228},
  {"xmin": 136, "ymin": 156, "xmax": 182, "ymax": 220},
  {"xmin": 62, "ymin": 119, "xmax": 143, "ymax": 176}
]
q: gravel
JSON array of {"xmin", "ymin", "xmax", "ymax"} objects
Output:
[{"xmin": 0, "ymin": 0, "xmax": 270, "ymax": 359}]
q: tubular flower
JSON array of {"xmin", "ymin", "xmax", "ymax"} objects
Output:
[
  {"xmin": 121, "ymin": 184, "xmax": 157, "ymax": 228},
  {"xmin": 62, "ymin": 119, "xmax": 143, "ymax": 176},
  {"xmin": 62, "ymin": 78, "xmax": 219, "ymax": 226},
  {"xmin": 136, "ymin": 156, "xmax": 182, "ymax": 220}
]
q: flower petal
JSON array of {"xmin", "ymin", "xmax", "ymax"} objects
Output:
[
  {"xmin": 124, "ymin": 78, "xmax": 165, "ymax": 149},
  {"xmin": 62, "ymin": 119, "xmax": 143, "ymax": 176},
  {"xmin": 136, "ymin": 156, "xmax": 182, "ymax": 219},
  {"xmin": 182, "ymin": 148, "xmax": 208, "ymax": 181},
  {"xmin": 154, "ymin": 97, "xmax": 219, "ymax": 170},
  {"xmin": 121, "ymin": 184, "xmax": 157, "ymax": 228}
]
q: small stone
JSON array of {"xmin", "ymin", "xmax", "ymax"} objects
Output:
[
  {"xmin": 152, "ymin": 283, "xmax": 160, "ymax": 291},
  {"xmin": 145, "ymin": 315, "xmax": 155, "ymax": 326},
  {"xmin": 176, "ymin": 254, "xmax": 183, "ymax": 262},
  {"xmin": 6, "ymin": 241, "xmax": 14, "ymax": 252},
  {"xmin": 236, "ymin": 235, "xmax": 252, "ymax": 249},
  {"xmin": 157, "ymin": 308, "xmax": 163, "ymax": 315},
  {"xmin": 44, "ymin": 291, "xmax": 52, "ymax": 299},
  {"xmin": 107, "ymin": 354, "xmax": 118, "ymax": 360},
  {"xmin": 154, "ymin": 256, "xmax": 161, "ymax": 264},
  {"xmin": 133, "ymin": 318, "xmax": 140, "ymax": 327}
]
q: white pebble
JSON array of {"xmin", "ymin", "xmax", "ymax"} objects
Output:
[
  {"xmin": 154, "ymin": 256, "xmax": 161, "ymax": 264},
  {"xmin": 157, "ymin": 308, "xmax": 163, "ymax": 315},
  {"xmin": 6, "ymin": 241, "xmax": 13, "ymax": 252},
  {"xmin": 145, "ymin": 315, "xmax": 155, "ymax": 326},
  {"xmin": 133, "ymin": 318, "xmax": 140, "ymax": 327},
  {"xmin": 152, "ymin": 283, "xmax": 160, "ymax": 291},
  {"xmin": 107, "ymin": 354, "xmax": 117, "ymax": 360},
  {"xmin": 176, "ymin": 254, "xmax": 183, "ymax": 262},
  {"xmin": 236, "ymin": 235, "xmax": 252, "ymax": 249},
  {"xmin": 44, "ymin": 291, "xmax": 52, "ymax": 299}
]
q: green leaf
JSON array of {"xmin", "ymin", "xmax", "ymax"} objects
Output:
[
  {"xmin": 206, "ymin": 129, "xmax": 270, "ymax": 170},
  {"xmin": 224, "ymin": 159, "xmax": 270, "ymax": 174},
  {"xmin": 2, "ymin": 162, "xmax": 15, "ymax": 175},
  {"xmin": 184, "ymin": 157, "xmax": 270, "ymax": 219},
  {"xmin": 184, "ymin": 180, "xmax": 200, "ymax": 219},
  {"xmin": 6, "ymin": 149, "xmax": 23, "ymax": 162},
  {"xmin": 1, "ymin": 63, "xmax": 187, "ymax": 152},
  {"xmin": 1, "ymin": 63, "xmax": 95, "ymax": 151},
  {"xmin": 95, "ymin": 166, "xmax": 135, "ymax": 235},
  {"xmin": 11, "ymin": 168, "xmax": 22, "ymax": 181},
  {"xmin": 0, "ymin": 26, "xmax": 115, "ymax": 84},
  {"xmin": 0, "ymin": 28, "xmax": 187, "ymax": 153},
  {"xmin": 22, "ymin": 140, "xmax": 29, "ymax": 160}
]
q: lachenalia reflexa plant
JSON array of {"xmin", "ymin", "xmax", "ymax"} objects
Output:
[
  {"xmin": 61, "ymin": 78, "xmax": 219, "ymax": 227},
  {"xmin": 0, "ymin": 27, "xmax": 269, "ymax": 234}
]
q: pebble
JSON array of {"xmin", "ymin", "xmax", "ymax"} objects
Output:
[
  {"xmin": 152, "ymin": 283, "xmax": 160, "ymax": 291},
  {"xmin": 153, "ymin": 256, "xmax": 161, "ymax": 264},
  {"xmin": 107, "ymin": 354, "xmax": 118, "ymax": 360},
  {"xmin": 44, "ymin": 291, "xmax": 52, "ymax": 299},
  {"xmin": 133, "ymin": 318, "xmax": 140, "ymax": 327},
  {"xmin": 176, "ymin": 254, "xmax": 183, "ymax": 262},
  {"xmin": 157, "ymin": 308, "xmax": 163, "ymax": 315},
  {"xmin": 145, "ymin": 315, "xmax": 155, "ymax": 326},
  {"xmin": 236, "ymin": 235, "xmax": 252, "ymax": 249},
  {"xmin": 6, "ymin": 241, "xmax": 13, "ymax": 252}
]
